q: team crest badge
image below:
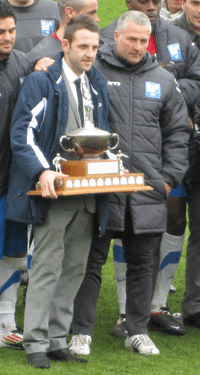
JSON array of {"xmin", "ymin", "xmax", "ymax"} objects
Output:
[
  {"xmin": 167, "ymin": 43, "xmax": 182, "ymax": 60},
  {"xmin": 145, "ymin": 82, "xmax": 161, "ymax": 99},
  {"xmin": 41, "ymin": 20, "xmax": 55, "ymax": 36}
]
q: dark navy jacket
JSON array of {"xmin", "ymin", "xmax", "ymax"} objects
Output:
[{"xmin": 6, "ymin": 53, "xmax": 110, "ymax": 233}]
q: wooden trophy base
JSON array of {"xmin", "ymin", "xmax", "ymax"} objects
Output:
[{"xmin": 27, "ymin": 159, "xmax": 153, "ymax": 196}]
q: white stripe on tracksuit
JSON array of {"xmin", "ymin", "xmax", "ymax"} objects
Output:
[{"xmin": 27, "ymin": 98, "xmax": 50, "ymax": 169}]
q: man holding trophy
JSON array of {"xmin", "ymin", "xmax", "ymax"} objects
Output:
[{"xmin": 6, "ymin": 15, "xmax": 110, "ymax": 369}]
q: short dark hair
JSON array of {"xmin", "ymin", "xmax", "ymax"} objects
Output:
[
  {"xmin": 0, "ymin": 1, "xmax": 16, "ymax": 22},
  {"xmin": 63, "ymin": 15, "xmax": 99, "ymax": 44}
]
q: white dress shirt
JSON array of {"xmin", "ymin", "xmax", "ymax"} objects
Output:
[{"xmin": 62, "ymin": 57, "xmax": 94, "ymax": 125}]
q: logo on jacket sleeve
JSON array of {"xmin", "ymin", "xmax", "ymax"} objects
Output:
[
  {"xmin": 167, "ymin": 43, "xmax": 182, "ymax": 60},
  {"xmin": 41, "ymin": 20, "xmax": 55, "ymax": 36},
  {"xmin": 107, "ymin": 81, "xmax": 121, "ymax": 86},
  {"xmin": 145, "ymin": 82, "xmax": 161, "ymax": 99}
]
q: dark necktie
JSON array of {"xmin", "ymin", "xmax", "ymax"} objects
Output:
[{"xmin": 74, "ymin": 78, "xmax": 84, "ymax": 127}]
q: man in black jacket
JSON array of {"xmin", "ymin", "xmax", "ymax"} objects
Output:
[
  {"xmin": 68, "ymin": 11, "xmax": 190, "ymax": 356},
  {"xmin": 101, "ymin": 0, "xmax": 200, "ymax": 113},
  {"xmin": 100, "ymin": 0, "xmax": 200, "ymax": 338}
]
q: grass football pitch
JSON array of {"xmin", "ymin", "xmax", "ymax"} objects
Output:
[
  {"xmin": 1, "ymin": 1, "xmax": 199, "ymax": 374},
  {"xmin": 3, "ymin": 235, "xmax": 197, "ymax": 375}
]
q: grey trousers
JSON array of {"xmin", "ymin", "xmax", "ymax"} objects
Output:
[
  {"xmin": 23, "ymin": 197, "xmax": 94, "ymax": 354},
  {"xmin": 182, "ymin": 183, "xmax": 200, "ymax": 319}
]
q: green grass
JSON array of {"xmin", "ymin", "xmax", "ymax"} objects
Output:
[
  {"xmin": 11, "ymin": 231, "xmax": 200, "ymax": 375},
  {"xmin": 98, "ymin": 0, "xmax": 127, "ymax": 28},
  {"xmin": 2, "ymin": 1, "xmax": 199, "ymax": 374}
]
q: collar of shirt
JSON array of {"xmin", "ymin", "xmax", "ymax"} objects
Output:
[
  {"xmin": 160, "ymin": 0, "xmax": 183, "ymax": 20},
  {"xmin": 181, "ymin": 13, "xmax": 199, "ymax": 41}
]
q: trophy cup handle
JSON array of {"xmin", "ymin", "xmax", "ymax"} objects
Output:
[
  {"xmin": 109, "ymin": 133, "xmax": 119, "ymax": 150},
  {"xmin": 59, "ymin": 135, "xmax": 75, "ymax": 153}
]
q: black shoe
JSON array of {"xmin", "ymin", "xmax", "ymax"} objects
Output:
[
  {"xmin": 47, "ymin": 348, "xmax": 88, "ymax": 363},
  {"xmin": 150, "ymin": 307, "xmax": 187, "ymax": 336},
  {"xmin": 111, "ymin": 314, "xmax": 128, "ymax": 338},
  {"xmin": 27, "ymin": 352, "xmax": 50, "ymax": 369},
  {"xmin": 16, "ymin": 326, "xmax": 23, "ymax": 335},
  {"xmin": 184, "ymin": 312, "xmax": 200, "ymax": 328}
]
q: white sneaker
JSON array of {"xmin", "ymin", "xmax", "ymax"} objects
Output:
[
  {"xmin": 125, "ymin": 334, "xmax": 160, "ymax": 355},
  {"xmin": 0, "ymin": 330, "xmax": 23, "ymax": 349},
  {"xmin": 68, "ymin": 334, "xmax": 92, "ymax": 355}
]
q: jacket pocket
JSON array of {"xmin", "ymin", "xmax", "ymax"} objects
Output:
[{"xmin": 160, "ymin": 178, "xmax": 168, "ymax": 200}]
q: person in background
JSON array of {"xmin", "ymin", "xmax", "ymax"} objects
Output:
[
  {"xmin": 28, "ymin": 0, "xmax": 99, "ymax": 61},
  {"xmin": 3, "ymin": 0, "xmax": 60, "ymax": 53},
  {"xmin": 171, "ymin": 0, "xmax": 200, "ymax": 329},
  {"xmin": 0, "ymin": 0, "xmax": 36, "ymax": 349},
  {"xmin": 173, "ymin": 0, "xmax": 200, "ymax": 48},
  {"xmin": 160, "ymin": 0, "xmax": 183, "ymax": 19}
]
